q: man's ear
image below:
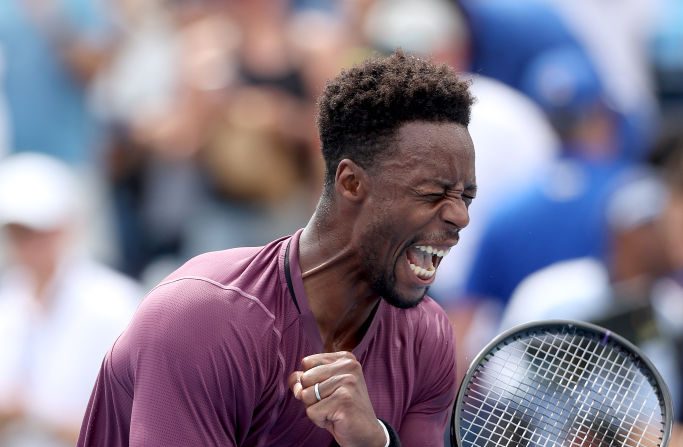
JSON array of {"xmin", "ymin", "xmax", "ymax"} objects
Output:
[{"xmin": 334, "ymin": 159, "xmax": 368, "ymax": 203}]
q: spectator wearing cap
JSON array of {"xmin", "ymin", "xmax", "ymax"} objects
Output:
[
  {"xmin": 0, "ymin": 153, "xmax": 140, "ymax": 447},
  {"xmin": 460, "ymin": 0, "xmax": 656, "ymax": 161},
  {"xmin": 464, "ymin": 47, "xmax": 630, "ymax": 309}
]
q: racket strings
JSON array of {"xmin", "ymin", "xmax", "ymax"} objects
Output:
[
  {"xmin": 462, "ymin": 336, "xmax": 575, "ymax": 446},
  {"xmin": 580, "ymin": 340, "xmax": 659, "ymax": 447},
  {"xmin": 459, "ymin": 328, "xmax": 667, "ymax": 447},
  {"xmin": 558, "ymin": 334, "xmax": 656, "ymax": 447},
  {"xmin": 464, "ymin": 339, "xmax": 634, "ymax": 445},
  {"xmin": 540, "ymin": 332, "xmax": 654, "ymax": 445}
]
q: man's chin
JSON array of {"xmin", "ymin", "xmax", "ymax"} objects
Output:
[
  {"xmin": 369, "ymin": 272, "xmax": 427, "ymax": 309},
  {"xmin": 382, "ymin": 288, "xmax": 428, "ymax": 309}
]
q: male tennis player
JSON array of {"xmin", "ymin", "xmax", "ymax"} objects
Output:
[{"xmin": 78, "ymin": 50, "xmax": 476, "ymax": 447}]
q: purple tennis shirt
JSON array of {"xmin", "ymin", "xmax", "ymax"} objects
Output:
[{"xmin": 78, "ymin": 229, "xmax": 457, "ymax": 446}]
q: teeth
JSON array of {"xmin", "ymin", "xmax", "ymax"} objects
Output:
[
  {"xmin": 409, "ymin": 263, "xmax": 436, "ymax": 279},
  {"xmin": 409, "ymin": 245, "xmax": 452, "ymax": 280},
  {"xmin": 415, "ymin": 245, "xmax": 449, "ymax": 257}
]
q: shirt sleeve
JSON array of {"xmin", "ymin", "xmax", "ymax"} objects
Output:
[
  {"xmin": 399, "ymin": 309, "xmax": 458, "ymax": 447},
  {"xmin": 81, "ymin": 279, "xmax": 283, "ymax": 447}
]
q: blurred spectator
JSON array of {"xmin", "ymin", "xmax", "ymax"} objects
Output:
[
  {"xmin": 539, "ymin": 0, "xmax": 661, "ymax": 159},
  {"xmin": 362, "ymin": 0, "xmax": 468, "ymax": 69},
  {"xmin": 180, "ymin": 83, "xmax": 315, "ymax": 260},
  {"xmin": 460, "ymin": 0, "xmax": 583, "ymax": 89},
  {"xmin": 649, "ymin": 127, "xmax": 683, "ymax": 335},
  {"xmin": 460, "ymin": 0, "xmax": 657, "ymax": 160},
  {"xmin": 464, "ymin": 47, "xmax": 626, "ymax": 309},
  {"xmin": 94, "ymin": 0, "xmax": 329, "ymax": 282},
  {"xmin": 92, "ymin": 0, "xmax": 211, "ymax": 278},
  {"xmin": 0, "ymin": 153, "xmax": 140, "ymax": 447},
  {"xmin": 501, "ymin": 164, "xmax": 683, "ymax": 423},
  {"xmin": 0, "ymin": 0, "xmax": 117, "ymax": 165}
]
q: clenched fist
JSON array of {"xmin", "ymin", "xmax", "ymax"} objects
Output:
[{"xmin": 289, "ymin": 351, "xmax": 387, "ymax": 447}]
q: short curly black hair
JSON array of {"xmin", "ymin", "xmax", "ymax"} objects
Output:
[{"xmin": 317, "ymin": 49, "xmax": 475, "ymax": 192}]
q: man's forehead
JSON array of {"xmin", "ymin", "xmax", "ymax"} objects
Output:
[
  {"xmin": 395, "ymin": 122, "xmax": 472, "ymax": 156},
  {"xmin": 393, "ymin": 125, "xmax": 474, "ymax": 164}
]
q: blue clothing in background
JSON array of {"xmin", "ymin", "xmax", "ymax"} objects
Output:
[
  {"xmin": 0, "ymin": 0, "xmax": 112, "ymax": 165},
  {"xmin": 461, "ymin": 0, "xmax": 653, "ymax": 161},
  {"xmin": 460, "ymin": 0, "xmax": 582, "ymax": 91},
  {"xmin": 464, "ymin": 156, "xmax": 627, "ymax": 305}
]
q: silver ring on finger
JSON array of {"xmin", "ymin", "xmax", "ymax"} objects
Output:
[{"xmin": 314, "ymin": 382, "xmax": 322, "ymax": 402}]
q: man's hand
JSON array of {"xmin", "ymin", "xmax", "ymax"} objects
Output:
[{"xmin": 288, "ymin": 351, "xmax": 387, "ymax": 447}]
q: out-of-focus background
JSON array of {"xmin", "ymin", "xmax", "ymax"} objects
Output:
[{"xmin": 0, "ymin": 0, "xmax": 681, "ymax": 445}]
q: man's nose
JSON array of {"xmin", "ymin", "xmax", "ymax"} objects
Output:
[{"xmin": 440, "ymin": 198, "xmax": 470, "ymax": 230}]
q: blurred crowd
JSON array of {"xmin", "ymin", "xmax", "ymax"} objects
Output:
[{"xmin": 0, "ymin": 0, "xmax": 682, "ymax": 445}]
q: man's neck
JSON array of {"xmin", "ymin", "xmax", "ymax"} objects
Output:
[{"xmin": 299, "ymin": 217, "xmax": 381, "ymax": 352}]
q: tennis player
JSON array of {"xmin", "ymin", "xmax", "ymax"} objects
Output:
[{"xmin": 77, "ymin": 50, "xmax": 476, "ymax": 447}]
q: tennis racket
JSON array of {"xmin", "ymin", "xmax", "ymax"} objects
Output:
[{"xmin": 451, "ymin": 320, "xmax": 673, "ymax": 447}]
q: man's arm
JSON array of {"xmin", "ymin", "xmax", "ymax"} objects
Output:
[{"xmin": 79, "ymin": 280, "xmax": 281, "ymax": 446}]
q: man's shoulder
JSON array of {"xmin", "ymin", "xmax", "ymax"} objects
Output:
[
  {"xmin": 165, "ymin": 244, "xmax": 277, "ymax": 284},
  {"xmin": 132, "ymin": 237, "xmax": 292, "ymax": 336},
  {"xmin": 114, "ymin": 251, "xmax": 286, "ymax": 370},
  {"xmin": 160, "ymin": 235, "xmax": 290, "ymax": 292},
  {"xmin": 106, "ymin": 247, "xmax": 288, "ymax": 409}
]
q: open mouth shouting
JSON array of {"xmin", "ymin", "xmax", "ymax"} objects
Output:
[{"xmin": 405, "ymin": 245, "xmax": 451, "ymax": 284}]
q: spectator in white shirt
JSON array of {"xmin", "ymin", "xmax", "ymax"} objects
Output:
[{"xmin": 0, "ymin": 153, "xmax": 141, "ymax": 447}]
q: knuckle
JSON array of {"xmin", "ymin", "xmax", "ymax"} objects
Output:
[
  {"xmin": 336, "ymin": 386, "xmax": 352, "ymax": 401},
  {"xmin": 301, "ymin": 357, "xmax": 315, "ymax": 369},
  {"xmin": 340, "ymin": 351, "xmax": 356, "ymax": 361},
  {"xmin": 339, "ymin": 373, "xmax": 356, "ymax": 387},
  {"xmin": 300, "ymin": 372, "xmax": 316, "ymax": 388},
  {"xmin": 351, "ymin": 359, "xmax": 362, "ymax": 371},
  {"xmin": 338, "ymin": 357, "xmax": 354, "ymax": 369},
  {"xmin": 343, "ymin": 357, "xmax": 362, "ymax": 373}
]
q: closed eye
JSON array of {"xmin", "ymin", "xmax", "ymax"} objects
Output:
[
  {"xmin": 423, "ymin": 192, "xmax": 475, "ymax": 208},
  {"xmin": 415, "ymin": 186, "xmax": 476, "ymax": 206},
  {"xmin": 422, "ymin": 192, "xmax": 446, "ymax": 202}
]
